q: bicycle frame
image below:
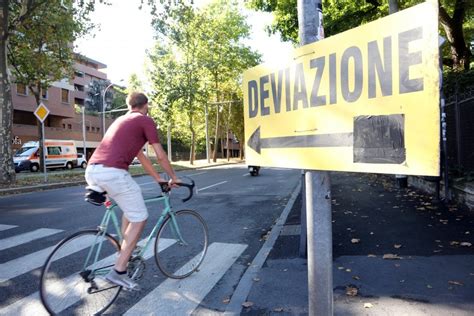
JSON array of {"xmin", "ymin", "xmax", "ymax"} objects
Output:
[{"xmin": 83, "ymin": 193, "xmax": 186, "ymax": 277}]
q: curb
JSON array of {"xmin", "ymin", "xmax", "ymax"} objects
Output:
[
  {"xmin": 0, "ymin": 161, "xmax": 243, "ymax": 196},
  {"xmin": 224, "ymin": 181, "xmax": 302, "ymax": 315}
]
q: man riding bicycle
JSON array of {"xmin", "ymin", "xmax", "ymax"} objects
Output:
[{"xmin": 85, "ymin": 92, "xmax": 180, "ymax": 291}]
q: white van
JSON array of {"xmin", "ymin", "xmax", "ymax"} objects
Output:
[{"xmin": 14, "ymin": 140, "xmax": 78, "ymax": 172}]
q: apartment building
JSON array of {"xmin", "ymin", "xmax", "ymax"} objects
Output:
[{"xmin": 12, "ymin": 54, "xmax": 114, "ymax": 159}]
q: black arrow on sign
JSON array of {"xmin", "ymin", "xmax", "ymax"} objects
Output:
[
  {"xmin": 247, "ymin": 114, "xmax": 406, "ymax": 164},
  {"xmin": 247, "ymin": 126, "xmax": 353, "ymax": 154}
]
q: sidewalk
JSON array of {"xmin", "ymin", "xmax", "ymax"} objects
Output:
[
  {"xmin": 0, "ymin": 158, "xmax": 244, "ymax": 196},
  {"xmin": 241, "ymin": 172, "xmax": 474, "ymax": 315}
]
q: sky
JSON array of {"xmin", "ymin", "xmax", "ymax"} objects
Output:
[{"xmin": 75, "ymin": 0, "xmax": 294, "ymax": 85}]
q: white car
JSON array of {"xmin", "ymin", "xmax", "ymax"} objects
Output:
[{"xmin": 77, "ymin": 153, "xmax": 87, "ymax": 169}]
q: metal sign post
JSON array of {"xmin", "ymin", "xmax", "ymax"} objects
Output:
[
  {"xmin": 34, "ymin": 103, "xmax": 50, "ymax": 182},
  {"xmin": 298, "ymin": 1, "xmax": 333, "ymax": 315}
]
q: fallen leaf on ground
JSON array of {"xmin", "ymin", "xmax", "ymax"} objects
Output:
[
  {"xmin": 253, "ymin": 277, "xmax": 260, "ymax": 282},
  {"xmin": 222, "ymin": 298, "xmax": 230, "ymax": 304},
  {"xmin": 435, "ymin": 240, "xmax": 441, "ymax": 243},
  {"xmin": 450, "ymin": 241, "xmax": 460, "ymax": 246},
  {"xmin": 460, "ymin": 242, "xmax": 472, "ymax": 247},
  {"xmin": 346, "ymin": 286, "xmax": 358, "ymax": 296},
  {"xmin": 346, "ymin": 269, "xmax": 352, "ymax": 272},
  {"xmin": 273, "ymin": 307, "xmax": 284, "ymax": 312},
  {"xmin": 367, "ymin": 254, "xmax": 377, "ymax": 258},
  {"xmin": 394, "ymin": 244, "xmax": 402, "ymax": 249},
  {"xmin": 448, "ymin": 281, "xmax": 464, "ymax": 286},
  {"xmin": 465, "ymin": 231, "xmax": 471, "ymax": 235},
  {"xmin": 427, "ymin": 285, "xmax": 433, "ymax": 289},
  {"xmin": 351, "ymin": 238, "xmax": 360, "ymax": 244},
  {"xmin": 242, "ymin": 301, "xmax": 254, "ymax": 308},
  {"xmin": 383, "ymin": 254, "xmax": 402, "ymax": 260},
  {"xmin": 364, "ymin": 303, "xmax": 374, "ymax": 309},
  {"xmin": 338, "ymin": 266, "xmax": 345, "ymax": 270},
  {"xmin": 352, "ymin": 276, "xmax": 360, "ymax": 280}
]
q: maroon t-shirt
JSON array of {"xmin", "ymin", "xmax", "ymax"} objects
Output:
[{"xmin": 89, "ymin": 112, "xmax": 160, "ymax": 170}]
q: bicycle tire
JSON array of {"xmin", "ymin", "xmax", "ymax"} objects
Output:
[
  {"xmin": 39, "ymin": 229, "xmax": 122, "ymax": 315},
  {"xmin": 154, "ymin": 210, "xmax": 208, "ymax": 279}
]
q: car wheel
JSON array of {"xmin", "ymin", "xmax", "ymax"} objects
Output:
[
  {"xmin": 30, "ymin": 164, "xmax": 39, "ymax": 172},
  {"xmin": 66, "ymin": 162, "xmax": 73, "ymax": 170},
  {"xmin": 81, "ymin": 162, "xmax": 87, "ymax": 169}
]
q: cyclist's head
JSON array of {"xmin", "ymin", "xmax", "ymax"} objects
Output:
[{"xmin": 127, "ymin": 92, "xmax": 148, "ymax": 111}]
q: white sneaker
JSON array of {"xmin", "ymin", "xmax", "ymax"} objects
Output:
[{"xmin": 105, "ymin": 269, "xmax": 140, "ymax": 291}]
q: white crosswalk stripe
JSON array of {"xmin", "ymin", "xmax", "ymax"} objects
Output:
[
  {"xmin": 125, "ymin": 242, "xmax": 247, "ymax": 315},
  {"xmin": 0, "ymin": 235, "xmax": 96, "ymax": 283},
  {"xmin": 0, "ymin": 224, "xmax": 17, "ymax": 232},
  {"xmin": 0, "ymin": 225, "xmax": 247, "ymax": 316},
  {"xmin": 0, "ymin": 228, "xmax": 62, "ymax": 251},
  {"xmin": 0, "ymin": 238, "xmax": 176, "ymax": 315}
]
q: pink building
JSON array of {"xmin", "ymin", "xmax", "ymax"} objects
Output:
[{"xmin": 12, "ymin": 54, "xmax": 114, "ymax": 159}]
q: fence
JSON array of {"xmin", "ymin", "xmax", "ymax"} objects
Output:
[{"xmin": 445, "ymin": 85, "xmax": 474, "ymax": 173}]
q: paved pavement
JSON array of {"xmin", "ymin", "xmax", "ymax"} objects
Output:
[{"xmin": 240, "ymin": 172, "xmax": 474, "ymax": 315}]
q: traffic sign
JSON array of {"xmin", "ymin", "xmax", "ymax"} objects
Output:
[
  {"xmin": 243, "ymin": 2, "xmax": 440, "ymax": 176},
  {"xmin": 34, "ymin": 103, "xmax": 50, "ymax": 123}
]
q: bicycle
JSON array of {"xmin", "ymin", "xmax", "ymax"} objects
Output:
[{"xmin": 39, "ymin": 178, "xmax": 208, "ymax": 315}]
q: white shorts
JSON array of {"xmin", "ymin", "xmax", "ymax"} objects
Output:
[{"xmin": 85, "ymin": 164, "xmax": 148, "ymax": 222}]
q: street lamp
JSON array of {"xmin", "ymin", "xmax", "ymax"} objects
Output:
[{"xmin": 102, "ymin": 79, "xmax": 124, "ymax": 137}]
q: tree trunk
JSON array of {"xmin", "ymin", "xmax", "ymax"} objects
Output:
[
  {"xmin": 0, "ymin": 0, "xmax": 15, "ymax": 185},
  {"xmin": 226, "ymin": 104, "xmax": 231, "ymax": 161},
  {"xmin": 212, "ymin": 105, "xmax": 219, "ymax": 162},
  {"xmin": 239, "ymin": 141, "xmax": 244, "ymax": 160},
  {"xmin": 439, "ymin": 2, "xmax": 471, "ymax": 70},
  {"xmin": 220, "ymin": 129, "xmax": 225, "ymax": 159}
]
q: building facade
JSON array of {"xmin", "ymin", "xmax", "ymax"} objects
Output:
[{"xmin": 12, "ymin": 54, "xmax": 114, "ymax": 159}]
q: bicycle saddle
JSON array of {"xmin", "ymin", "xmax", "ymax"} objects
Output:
[{"xmin": 85, "ymin": 186, "xmax": 107, "ymax": 206}]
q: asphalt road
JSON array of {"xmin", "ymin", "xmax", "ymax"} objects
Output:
[{"xmin": 0, "ymin": 164, "xmax": 300, "ymax": 315}]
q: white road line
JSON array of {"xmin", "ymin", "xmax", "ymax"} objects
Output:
[
  {"xmin": 0, "ymin": 228, "xmax": 63, "ymax": 251},
  {"xmin": 187, "ymin": 171, "xmax": 207, "ymax": 176},
  {"xmin": 0, "ymin": 238, "xmax": 177, "ymax": 316},
  {"xmin": 197, "ymin": 181, "xmax": 227, "ymax": 192},
  {"xmin": 242, "ymin": 173, "xmax": 249, "ymax": 177},
  {"xmin": 125, "ymin": 242, "xmax": 247, "ymax": 316},
  {"xmin": 0, "ymin": 224, "xmax": 17, "ymax": 232},
  {"xmin": 0, "ymin": 235, "xmax": 97, "ymax": 283}
]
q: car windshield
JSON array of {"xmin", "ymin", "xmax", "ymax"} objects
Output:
[{"xmin": 14, "ymin": 147, "xmax": 37, "ymax": 157}]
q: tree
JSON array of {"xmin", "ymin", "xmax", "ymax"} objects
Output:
[
  {"xmin": 247, "ymin": 0, "xmax": 473, "ymax": 70},
  {"xmin": 0, "ymin": 0, "xmax": 100, "ymax": 184}
]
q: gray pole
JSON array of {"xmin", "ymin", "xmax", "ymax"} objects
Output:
[
  {"xmin": 205, "ymin": 103, "xmax": 210, "ymax": 163},
  {"xmin": 82, "ymin": 105, "xmax": 86, "ymax": 156},
  {"xmin": 388, "ymin": 0, "xmax": 399, "ymax": 14},
  {"xmin": 41, "ymin": 122, "xmax": 47, "ymax": 182},
  {"xmin": 297, "ymin": 0, "xmax": 333, "ymax": 315},
  {"xmin": 167, "ymin": 124, "xmax": 172, "ymax": 161}
]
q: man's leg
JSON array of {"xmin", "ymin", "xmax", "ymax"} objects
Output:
[{"xmin": 115, "ymin": 219, "xmax": 146, "ymax": 272}]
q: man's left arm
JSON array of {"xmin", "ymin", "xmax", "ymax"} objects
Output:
[{"xmin": 136, "ymin": 151, "xmax": 164, "ymax": 182}]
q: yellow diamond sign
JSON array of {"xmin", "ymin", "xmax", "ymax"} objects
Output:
[{"xmin": 34, "ymin": 103, "xmax": 50, "ymax": 123}]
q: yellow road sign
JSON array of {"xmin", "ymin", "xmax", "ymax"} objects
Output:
[
  {"xmin": 243, "ymin": 2, "xmax": 440, "ymax": 176},
  {"xmin": 34, "ymin": 103, "xmax": 50, "ymax": 123}
]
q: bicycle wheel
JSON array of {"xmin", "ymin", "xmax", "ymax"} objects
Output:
[
  {"xmin": 155, "ymin": 210, "xmax": 208, "ymax": 279},
  {"xmin": 40, "ymin": 229, "xmax": 122, "ymax": 315}
]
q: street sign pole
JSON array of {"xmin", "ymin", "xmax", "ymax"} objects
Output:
[
  {"xmin": 297, "ymin": 0, "xmax": 333, "ymax": 315},
  {"xmin": 41, "ymin": 122, "xmax": 47, "ymax": 182}
]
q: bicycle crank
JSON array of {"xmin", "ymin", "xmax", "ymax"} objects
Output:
[{"xmin": 128, "ymin": 256, "xmax": 146, "ymax": 281}]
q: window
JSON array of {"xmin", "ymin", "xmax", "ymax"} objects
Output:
[
  {"xmin": 61, "ymin": 89, "xmax": 69, "ymax": 103},
  {"xmin": 74, "ymin": 71, "xmax": 84, "ymax": 78},
  {"xmin": 41, "ymin": 89, "xmax": 48, "ymax": 100},
  {"xmin": 97, "ymin": 127, "xmax": 100, "ymax": 133},
  {"xmin": 47, "ymin": 147, "xmax": 61, "ymax": 156},
  {"xmin": 17, "ymin": 84, "xmax": 27, "ymax": 95},
  {"xmin": 91, "ymin": 127, "xmax": 95, "ymax": 132},
  {"xmin": 74, "ymin": 84, "xmax": 84, "ymax": 92},
  {"xmin": 86, "ymin": 126, "xmax": 90, "ymax": 132},
  {"xmin": 62, "ymin": 124, "xmax": 66, "ymax": 129},
  {"xmin": 68, "ymin": 124, "xmax": 72, "ymax": 129}
]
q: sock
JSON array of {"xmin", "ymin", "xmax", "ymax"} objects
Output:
[{"xmin": 115, "ymin": 269, "xmax": 127, "ymax": 275}]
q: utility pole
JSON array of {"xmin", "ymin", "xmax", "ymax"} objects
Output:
[{"xmin": 297, "ymin": 1, "xmax": 333, "ymax": 315}]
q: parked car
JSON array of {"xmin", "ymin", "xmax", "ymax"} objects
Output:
[{"xmin": 77, "ymin": 153, "xmax": 87, "ymax": 169}]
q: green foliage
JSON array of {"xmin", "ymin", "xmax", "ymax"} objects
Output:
[
  {"xmin": 8, "ymin": 0, "xmax": 101, "ymax": 100},
  {"xmin": 147, "ymin": 0, "xmax": 261, "ymax": 161}
]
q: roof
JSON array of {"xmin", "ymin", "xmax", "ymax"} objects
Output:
[{"xmin": 74, "ymin": 53, "xmax": 107, "ymax": 69}]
